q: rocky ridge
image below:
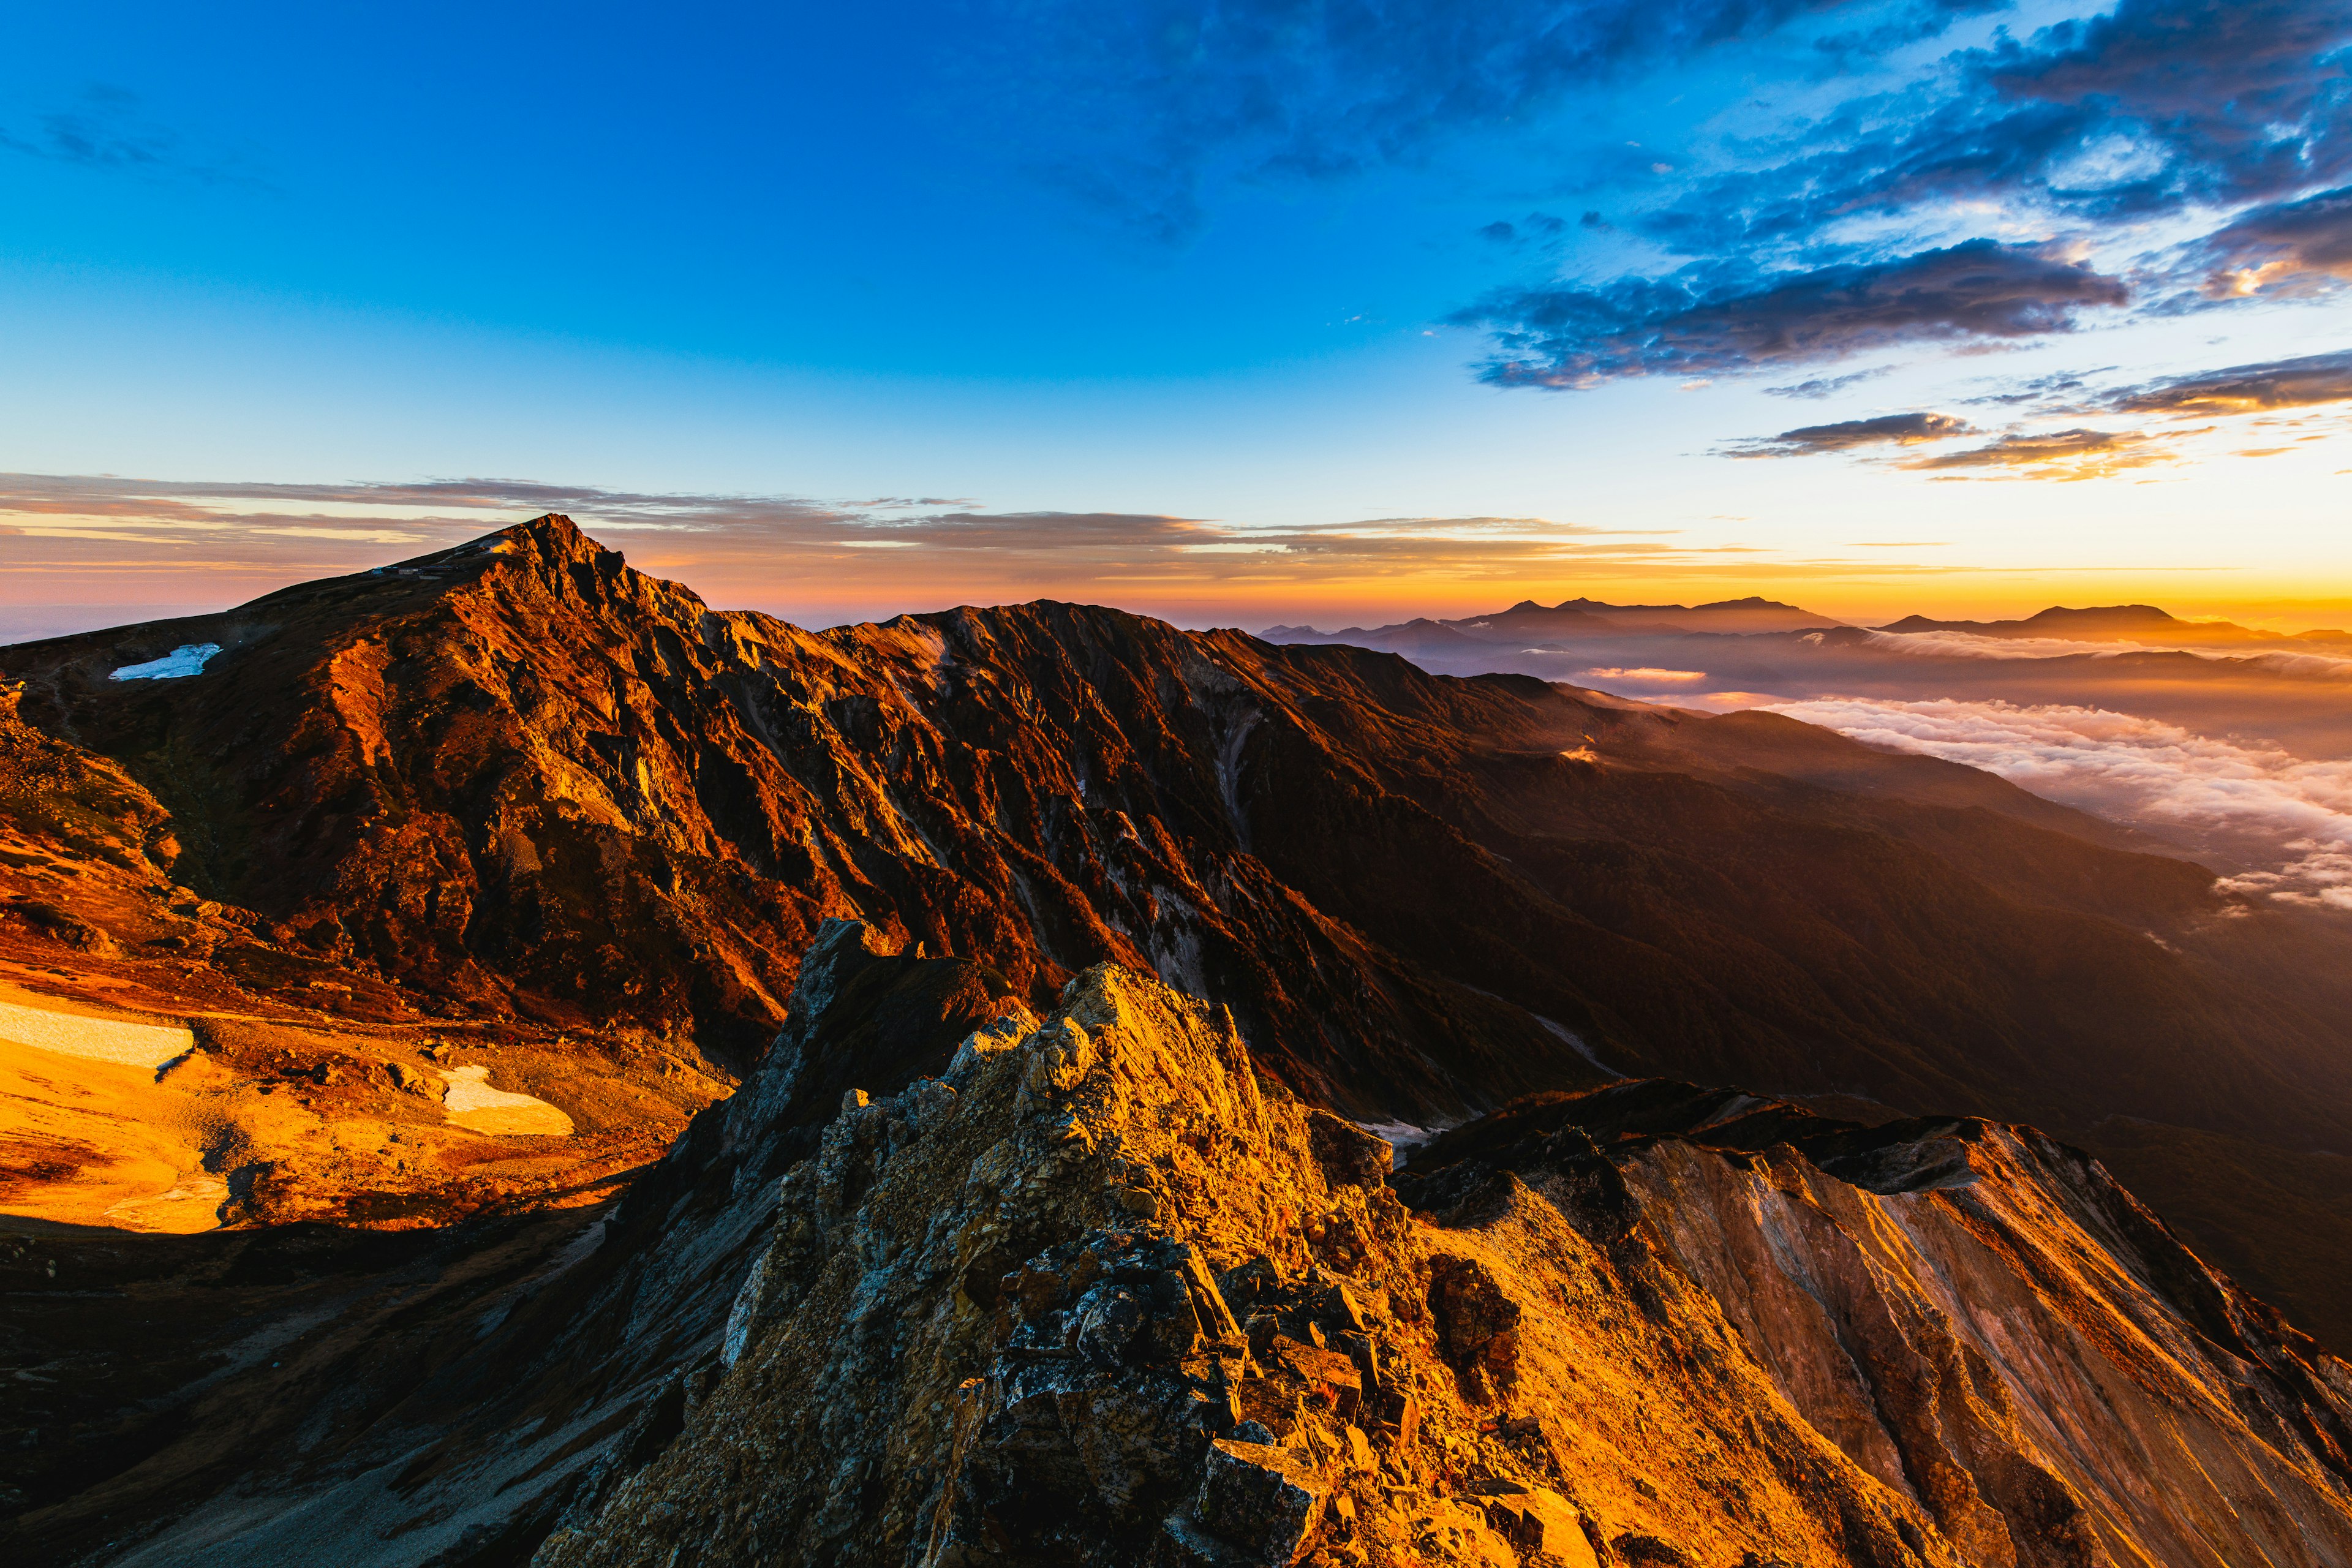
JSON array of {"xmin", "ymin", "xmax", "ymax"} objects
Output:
[
  {"xmin": 10, "ymin": 921, "xmax": 2351, "ymax": 1566},
  {"xmin": 524, "ymin": 942, "xmax": 2352, "ymax": 1568}
]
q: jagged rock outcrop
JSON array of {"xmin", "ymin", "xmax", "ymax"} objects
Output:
[
  {"xmin": 526, "ymin": 946, "xmax": 2352, "ymax": 1568},
  {"xmin": 12, "ymin": 927, "xmax": 2352, "ymax": 1567},
  {"xmin": 530, "ymin": 951, "xmax": 1931, "ymax": 1568},
  {"xmin": 1401, "ymin": 1086, "xmax": 2352, "ymax": 1567}
]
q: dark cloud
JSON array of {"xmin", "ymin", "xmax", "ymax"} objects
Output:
[
  {"xmin": 1982, "ymin": 0, "xmax": 2351, "ymax": 207},
  {"xmin": 1457, "ymin": 0, "xmax": 2351, "ymax": 391},
  {"xmin": 1741, "ymin": 347, "xmax": 2352, "ymax": 473},
  {"xmin": 1478, "ymin": 211, "xmax": 1571, "ymax": 249},
  {"xmin": 2105, "ymin": 349, "xmax": 2352, "ymax": 414},
  {"xmin": 2183, "ymin": 186, "xmax": 2352, "ymax": 298},
  {"xmin": 1725, "ymin": 410, "xmax": 1975, "ymax": 456},
  {"xmin": 1649, "ymin": 0, "xmax": 2352, "ymax": 260},
  {"xmin": 1459, "ymin": 240, "xmax": 2128, "ymax": 385},
  {"xmin": 1763, "ymin": 366, "xmax": 1898, "ymax": 398}
]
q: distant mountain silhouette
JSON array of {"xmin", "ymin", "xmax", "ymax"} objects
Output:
[{"xmin": 1265, "ymin": 593, "xmax": 1841, "ymax": 649}]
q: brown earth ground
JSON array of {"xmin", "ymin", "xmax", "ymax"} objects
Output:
[{"xmin": 0, "ymin": 862, "xmax": 725, "ymax": 1235}]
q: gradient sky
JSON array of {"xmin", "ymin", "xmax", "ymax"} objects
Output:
[{"xmin": 4, "ymin": 0, "xmax": 2350, "ymax": 638}]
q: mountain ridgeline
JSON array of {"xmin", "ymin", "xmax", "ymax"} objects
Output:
[{"xmin": 5, "ymin": 514, "xmax": 2351, "ymax": 1341}]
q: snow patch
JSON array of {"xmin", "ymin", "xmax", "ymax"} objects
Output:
[
  {"xmin": 110, "ymin": 643, "xmax": 222, "ymax": 682},
  {"xmin": 1351, "ymin": 1119, "xmax": 1452, "ymax": 1168},
  {"xmin": 102, "ymin": 1173, "xmax": 228, "ymax": 1232},
  {"xmin": 1534, "ymin": 1012, "xmax": 1622, "ymax": 1077},
  {"xmin": 0, "ymin": 998, "xmax": 194, "ymax": 1069},
  {"xmin": 437, "ymin": 1064, "xmax": 574, "ymax": 1136},
  {"xmin": 1213, "ymin": 712, "xmax": 1260, "ymax": 846}
]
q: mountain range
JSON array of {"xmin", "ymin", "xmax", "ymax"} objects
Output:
[
  {"xmin": 1267, "ymin": 597, "xmax": 2351, "ymax": 650},
  {"xmin": 3, "ymin": 516, "xmax": 2349, "ymax": 1565}
]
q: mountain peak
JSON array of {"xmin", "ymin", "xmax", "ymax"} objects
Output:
[
  {"xmin": 1875, "ymin": 603, "xmax": 2227, "ymax": 641},
  {"xmin": 2020, "ymin": 603, "xmax": 2179, "ymax": 627},
  {"xmin": 484, "ymin": 510, "xmax": 611, "ymax": 562}
]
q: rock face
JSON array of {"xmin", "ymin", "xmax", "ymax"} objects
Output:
[
  {"xmin": 537, "ymin": 953, "xmax": 2351, "ymax": 1568},
  {"xmin": 11, "ymin": 928, "xmax": 2352, "ymax": 1567},
  {"xmin": 1399, "ymin": 1085, "xmax": 2352, "ymax": 1568},
  {"xmin": 527, "ymin": 960, "xmax": 2351, "ymax": 1568}
]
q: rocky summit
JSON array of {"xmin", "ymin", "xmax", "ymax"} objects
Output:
[{"xmin": 16, "ymin": 921, "xmax": 2348, "ymax": 1567}]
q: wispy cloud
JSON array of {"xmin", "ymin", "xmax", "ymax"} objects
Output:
[
  {"xmin": 1581, "ymin": 666, "xmax": 1709, "ymax": 682},
  {"xmin": 1763, "ymin": 366, "xmax": 1899, "ymax": 400},
  {"xmin": 0, "ymin": 85, "xmax": 270, "ymax": 189},
  {"xmin": 976, "ymin": 0, "xmax": 2002, "ymax": 244},
  {"xmin": 1896, "ymin": 425, "xmax": 2186, "ymax": 480},
  {"xmin": 0, "ymin": 472, "xmax": 1992, "ymax": 636},
  {"xmin": 1961, "ymin": 368, "xmax": 2119, "ymax": 410},
  {"xmin": 1856, "ymin": 628, "xmax": 2149, "ymax": 659}
]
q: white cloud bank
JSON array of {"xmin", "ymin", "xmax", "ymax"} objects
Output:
[
  {"xmin": 1850, "ymin": 628, "xmax": 2352, "ymax": 676},
  {"xmin": 1763, "ymin": 696, "xmax": 2352, "ymax": 911}
]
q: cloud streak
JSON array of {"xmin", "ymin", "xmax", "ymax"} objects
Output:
[
  {"xmin": 10, "ymin": 472, "xmax": 1960, "ymax": 637},
  {"xmin": 1727, "ymin": 346, "xmax": 2352, "ymax": 478},
  {"xmin": 1763, "ymin": 366, "xmax": 1900, "ymax": 399},
  {"xmin": 2105, "ymin": 349, "xmax": 2352, "ymax": 416},
  {"xmin": 1850, "ymin": 627, "xmax": 2352, "ymax": 676},
  {"xmin": 1896, "ymin": 426, "xmax": 2185, "ymax": 480},
  {"xmin": 1726, "ymin": 410, "xmax": 1975, "ymax": 456}
]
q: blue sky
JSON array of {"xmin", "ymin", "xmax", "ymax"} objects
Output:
[{"xmin": 4, "ymin": 0, "xmax": 2350, "ymax": 633}]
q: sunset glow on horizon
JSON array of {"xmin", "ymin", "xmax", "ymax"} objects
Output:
[{"xmin": 4, "ymin": 1, "xmax": 2349, "ymax": 639}]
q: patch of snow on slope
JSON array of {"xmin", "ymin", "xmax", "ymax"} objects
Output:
[
  {"xmin": 1351, "ymin": 1120, "xmax": 1449, "ymax": 1168},
  {"xmin": 1534, "ymin": 1012, "xmax": 1622, "ymax": 1076},
  {"xmin": 0, "ymin": 998, "xmax": 194, "ymax": 1069},
  {"xmin": 110, "ymin": 643, "xmax": 222, "ymax": 681},
  {"xmin": 438, "ymin": 1065, "xmax": 574, "ymax": 1136}
]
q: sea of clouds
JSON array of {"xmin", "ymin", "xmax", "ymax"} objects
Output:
[{"xmin": 1763, "ymin": 696, "xmax": 2352, "ymax": 911}]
